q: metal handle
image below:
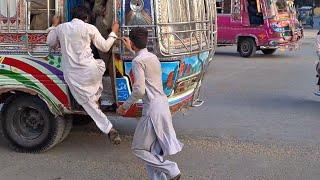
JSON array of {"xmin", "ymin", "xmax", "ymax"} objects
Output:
[{"xmin": 113, "ymin": 0, "xmax": 118, "ymax": 22}]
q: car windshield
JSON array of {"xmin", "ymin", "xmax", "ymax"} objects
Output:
[{"xmin": 266, "ymin": 0, "xmax": 296, "ymax": 18}]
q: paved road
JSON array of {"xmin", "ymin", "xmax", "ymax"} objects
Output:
[{"xmin": 0, "ymin": 30, "xmax": 320, "ymax": 180}]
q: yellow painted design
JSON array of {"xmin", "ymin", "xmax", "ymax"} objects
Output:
[
  {"xmin": 115, "ymin": 58, "xmax": 124, "ymax": 76},
  {"xmin": 0, "ymin": 57, "xmax": 5, "ymax": 63}
]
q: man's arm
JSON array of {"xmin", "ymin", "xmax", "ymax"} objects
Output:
[
  {"xmin": 122, "ymin": 61, "xmax": 146, "ymax": 110},
  {"xmin": 46, "ymin": 27, "xmax": 59, "ymax": 48},
  {"xmin": 90, "ymin": 22, "xmax": 119, "ymax": 52}
]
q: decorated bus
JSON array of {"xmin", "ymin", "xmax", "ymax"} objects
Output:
[{"xmin": 0, "ymin": 0, "xmax": 217, "ymax": 152}]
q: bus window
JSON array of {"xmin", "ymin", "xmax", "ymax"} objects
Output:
[
  {"xmin": 0, "ymin": 0, "xmax": 25, "ymax": 32},
  {"xmin": 29, "ymin": 0, "xmax": 55, "ymax": 30},
  {"xmin": 247, "ymin": 0, "xmax": 264, "ymax": 25}
]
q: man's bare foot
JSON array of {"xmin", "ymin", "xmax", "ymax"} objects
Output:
[
  {"xmin": 108, "ymin": 128, "xmax": 121, "ymax": 145},
  {"xmin": 171, "ymin": 174, "xmax": 181, "ymax": 180}
]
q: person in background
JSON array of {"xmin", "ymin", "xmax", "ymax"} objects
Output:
[
  {"xmin": 46, "ymin": 6, "xmax": 121, "ymax": 145},
  {"xmin": 93, "ymin": 0, "xmax": 117, "ymax": 108},
  {"xmin": 316, "ymin": 30, "xmax": 320, "ymax": 60},
  {"xmin": 315, "ymin": 30, "xmax": 320, "ymax": 96},
  {"xmin": 248, "ymin": 0, "xmax": 263, "ymax": 25},
  {"xmin": 118, "ymin": 27, "xmax": 183, "ymax": 180}
]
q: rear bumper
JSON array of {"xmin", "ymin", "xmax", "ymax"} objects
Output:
[{"xmin": 261, "ymin": 28, "xmax": 303, "ymax": 50}]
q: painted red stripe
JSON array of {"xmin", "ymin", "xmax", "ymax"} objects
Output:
[{"xmin": 3, "ymin": 57, "xmax": 69, "ymax": 107}]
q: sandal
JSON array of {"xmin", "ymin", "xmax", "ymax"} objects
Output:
[{"xmin": 108, "ymin": 128, "xmax": 121, "ymax": 145}]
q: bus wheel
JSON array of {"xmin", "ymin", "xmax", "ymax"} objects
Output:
[
  {"xmin": 238, "ymin": 38, "xmax": 257, "ymax": 58},
  {"xmin": 261, "ymin": 49, "xmax": 277, "ymax": 55},
  {"xmin": 1, "ymin": 96, "xmax": 65, "ymax": 153}
]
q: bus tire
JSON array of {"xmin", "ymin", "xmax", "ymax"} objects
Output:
[
  {"xmin": 1, "ymin": 96, "xmax": 65, "ymax": 153},
  {"xmin": 238, "ymin": 38, "xmax": 257, "ymax": 58},
  {"xmin": 262, "ymin": 49, "xmax": 277, "ymax": 55}
]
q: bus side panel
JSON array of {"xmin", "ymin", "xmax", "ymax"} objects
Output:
[
  {"xmin": 0, "ymin": 55, "xmax": 71, "ymax": 115},
  {"xmin": 115, "ymin": 51, "xmax": 211, "ymax": 117}
]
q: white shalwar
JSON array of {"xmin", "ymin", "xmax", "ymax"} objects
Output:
[
  {"xmin": 47, "ymin": 18, "xmax": 117, "ymax": 134},
  {"xmin": 122, "ymin": 49, "xmax": 183, "ymax": 180}
]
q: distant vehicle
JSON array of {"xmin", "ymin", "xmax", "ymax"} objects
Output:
[
  {"xmin": 297, "ymin": 6, "xmax": 314, "ymax": 28},
  {"xmin": 217, "ymin": 0, "xmax": 303, "ymax": 58}
]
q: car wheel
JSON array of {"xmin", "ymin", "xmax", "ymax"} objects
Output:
[{"xmin": 238, "ymin": 38, "xmax": 257, "ymax": 58}]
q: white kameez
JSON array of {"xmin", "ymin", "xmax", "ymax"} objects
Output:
[
  {"xmin": 123, "ymin": 49, "xmax": 183, "ymax": 179},
  {"xmin": 47, "ymin": 18, "xmax": 117, "ymax": 134}
]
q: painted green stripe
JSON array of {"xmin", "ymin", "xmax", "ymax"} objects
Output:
[{"xmin": 0, "ymin": 69, "xmax": 39, "ymax": 88}]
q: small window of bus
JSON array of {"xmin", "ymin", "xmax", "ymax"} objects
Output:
[
  {"xmin": 0, "ymin": 0, "xmax": 25, "ymax": 32},
  {"xmin": 26, "ymin": 0, "xmax": 57, "ymax": 57},
  {"xmin": 28, "ymin": 0, "xmax": 56, "ymax": 31},
  {"xmin": 157, "ymin": 0, "xmax": 215, "ymax": 56}
]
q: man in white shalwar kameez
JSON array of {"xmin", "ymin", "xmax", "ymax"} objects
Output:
[
  {"xmin": 315, "ymin": 30, "xmax": 320, "ymax": 96},
  {"xmin": 46, "ymin": 6, "xmax": 121, "ymax": 144},
  {"xmin": 316, "ymin": 30, "xmax": 320, "ymax": 60},
  {"xmin": 117, "ymin": 28, "xmax": 183, "ymax": 180}
]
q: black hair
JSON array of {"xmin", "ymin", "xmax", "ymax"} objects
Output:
[
  {"xmin": 129, "ymin": 27, "xmax": 148, "ymax": 49},
  {"xmin": 71, "ymin": 6, "xmax": 89, "ymax": 21},
  {"xmin": 318, "ymin": 30, "xmax": 320, "ymax": 35}
]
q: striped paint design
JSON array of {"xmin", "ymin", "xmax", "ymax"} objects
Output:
[
  {"xmin": 25, "ymin": 57, "xmax": 65, "ymax": 82},
  {"xmin": 0, "ymin": 56, "xmax": 70, "ymax": 109},
  {"xmin": 0, "ymin": 69, "xmax": 58, "ymax": 110}
]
